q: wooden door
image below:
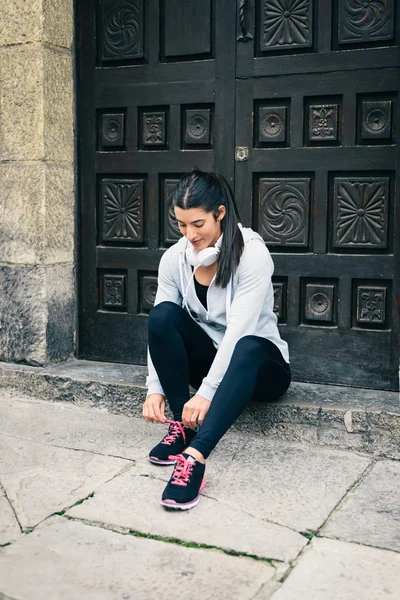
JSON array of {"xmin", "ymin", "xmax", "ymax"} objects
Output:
[
  {"xmin": 77, "ymin": 0, "xmax": 236, "ymax": 364},
  {"xmin": 234, "ymin": 0, "xmax": 399, "ymax": 390},
  {"xmin": 77, "ymin": 0, "xmax": 399, "ymax": 391}
]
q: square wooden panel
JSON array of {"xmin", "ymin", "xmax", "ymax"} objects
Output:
[
  {"xmin": 140, "ymin": 275, "xmax": 158, "ymax": 313},
  {"xmin": 272, "ymin": 278, "xmax": 287, "ymax": 324},
  {"xmin": 338, "ymin": 0, "xmax": 394, "ymax": 45},
  {"xmin": 305, "ymin": 284, "xmax": 335, "ymax": 323},
  {"xmin": 360, "ymin": 101, "xmax": 392, "ymax": 140},
  {"xmin": 162, "ymin": 178, "xmax": 181, "ymax": 246},
  {"xmin": 258, "ymin": 107, "xmax": 287, "ymax": 143},
  {"xmin": 258, "ymin": 178, "xmax": 311, "ymax": 248},
  {"xmin": 101, "ymin": 273, "xmax": 127, "ymax": 311},
  {"xmin": 101, "ymin": 178, "xmax": 144, "ymax": 244},
  {"xmin": 356, "ymin": 286, "xmax": 386, "ymax": 326},
  {"xmin": 101, "ymin": 113, "xmax": 125, "ymax": 147},
  {"xmin": 142, "ymin": 111, "xmax": 167, "ymax": 147},
  {"xmin": 309, "ymin": 104, "xmax": 338, "ymax": 142},
  {"xmin": 332, "ymin": 177, "xmax": 389, "ymax": 250},
  {"xmin": 183, "ymin": 109, "xmax": 212, "ymax": 145},
  {"xmin": 100, "ymin": 0, "xmax": 144, "ymax": 62},
  {"xmin": 260, "ymin": 0, "xmax": 313, "ymax": 52}
]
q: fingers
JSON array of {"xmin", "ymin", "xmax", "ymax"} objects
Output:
[{"xmin": 182, "ymin": 406, "xmax": 199, "ymax": 429}]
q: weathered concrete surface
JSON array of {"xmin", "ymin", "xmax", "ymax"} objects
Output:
[
  {"xmin": 321, "ymin": 459, "xmax": 400, "ymax": 552},
  {"xmin": 204, "ymin": 435, "xmax": 371, "ymax": 532},
  {"xmin": 67, "ymin": 470, "xmax": 307, "ymax": 563},
  {"xmin": 0, "ymin": 486, "xmax": 21, "ymax": 545},
  {"xmin": 0, "ymin": 433, "xmax": 131, "ymax": 529},
  {"xmin": 267, "ymin": 537, "xmax": 400, "ymax": 600},
  {"xmin": 0, "ymin": 517, "xmax": 275, "ymax": 600},
  {"xmin": 0, "ymin": 359, "xmax": 399, "ymax": 458}
]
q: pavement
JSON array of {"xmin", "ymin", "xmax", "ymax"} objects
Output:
[{"xmin": 0, "ymin": 386, "xmax": 399, "ymax": 600}]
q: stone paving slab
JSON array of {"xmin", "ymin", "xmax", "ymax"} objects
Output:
[
  {"xmin": 0, "ymin": 434, "xmax": 131, "ymax": 529},
  {"xmin": 266, "ymin": 537, "xmax": 400, "ymax": 600},
  {"xmin": 206, "ymin": 435, "xmax": 372, "ymax": 532},
  {"xmin": 0, "ymin": 517, "xmax": 275, "ymax": 600},
  {"xmin": 0, "ymin": 390, "xmax": 162, "ymax": 461},
  {"xmin": 67, "ymin": 469, "xmax": 307, "ymax": 563},
  {"xmin": 0, "ymin": 486, "xmax": 21, "ymax": 545},
  {"xmin": 321, "ymin": 459, "xmax": 400, "ymax": 552}
]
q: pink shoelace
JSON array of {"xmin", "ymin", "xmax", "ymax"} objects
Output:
[
  {"xmin": 161, "ymin": 419, "xmax": 187, "ymax": 446},
  {"xmin": 168, "ymin": 454, "xmax": 194, "ymax": 487}
]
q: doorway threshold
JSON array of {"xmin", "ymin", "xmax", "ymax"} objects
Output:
[{"xmin": 0, "ymin": 357, "xmax": 398, "ymax": 459}]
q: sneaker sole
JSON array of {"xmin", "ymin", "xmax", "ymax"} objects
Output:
[
  {"xmin": 160, "ymin": 478, "xmax": 206, "ymax": 510},
  {"xmin": 148, "ymin": 456, "xmax": 176, "ymax": 466}
]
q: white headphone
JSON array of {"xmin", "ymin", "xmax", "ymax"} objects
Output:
[{"xmin": 185, "ymin": 234, "xmax": 223, "ymax": 268}]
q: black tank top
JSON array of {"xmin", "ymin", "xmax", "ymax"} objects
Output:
[{"xmin": 192, "ymin": 267, "xmax": 209, "ymax": 310}]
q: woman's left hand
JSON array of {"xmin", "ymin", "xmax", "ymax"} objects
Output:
[{"xmin": 182, "ymin": 394, "xmax": 210, "ymax": 429}]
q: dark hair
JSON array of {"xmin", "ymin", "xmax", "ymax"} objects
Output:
[{"xmin": 172, "ymin": 169, "xmax": 244, "ymax": 288}]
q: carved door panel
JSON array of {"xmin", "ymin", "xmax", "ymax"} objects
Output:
[
  {"xmin": 234, "ymin": 0, "xmax": 399, "ymax": 390},
  {"xmin": 77, "ymin": 0, "xmax": 237, "ymax": 363}
]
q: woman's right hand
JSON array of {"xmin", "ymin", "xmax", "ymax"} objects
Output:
[{"xmin": 143, "ymin": 393, "xmax": 166, "ymax": 423}]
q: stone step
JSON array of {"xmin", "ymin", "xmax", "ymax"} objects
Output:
[{"xmin": 0, "ymin": 357, "xmax": 399, "ymax": 459}]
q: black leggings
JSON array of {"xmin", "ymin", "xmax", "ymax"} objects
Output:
[{"xmin": 148, "ymin": 301, "xmax": 291, "ymax": 459}]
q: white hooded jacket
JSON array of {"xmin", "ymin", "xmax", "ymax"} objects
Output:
[{"xmin": 146, "ymin": 223, "xmax": 289, "ymax": 402}]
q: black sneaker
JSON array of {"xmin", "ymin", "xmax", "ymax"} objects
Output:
[
  {"xmin": 160, "ymin": 453, "xmax": 206, "ymax": 510},
  {"xmin": 148, "ymin": 420, "xmax": 196, "ymax": 465}
]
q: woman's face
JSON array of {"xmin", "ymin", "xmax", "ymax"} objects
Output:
[{"xmin": 174, "ymin": 205, "xmax": 226, "ymax": 252}]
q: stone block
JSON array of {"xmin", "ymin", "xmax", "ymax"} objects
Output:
[
  {"xmin": 0, "ymin": 518, "xmax": 275, "ymax": 600},
  {"xmin": 0, "ymin": 45, "xmax": 73, "ymax": 161},
  {"xmin": 0, "ymin": 0, "xmax": 73, "ymax": 48},
  {"xmin": 0, "ymin": 45, "xmax": 44, "ymax": 161},
  {"xmin": 42, "ymin": 0, "xmax": 74, "ymax": 48},
  {"xmin": 321, "ymin": 460, "xmax": 400, "ymax": 552},
  {"xmin": 43, "ymin": 46, "xmax": 74, "ymax": 162},
  {"xmin": 0, "ymin": 1, "xmax": 42, "ymax": 46},
  {"xmin": 0, "ymin": 163, "xmax": 45, "ymax": 263},
  {"xmin": 0, "ymin": 264, "xmax": 75, "ymax": 365},
  {"xmin": 0, "ymin": 434, "xmax": 130, "ymax": 528},
  {"xmin": 44, "ymin": 164, "xmax": 75, "ymax": 263},
  {"xmin": 270, "ymin": 537, "xmax": 400, "ymax": 600},
  {"xmin": 0, "ymin": 163, "xmax": 74, "ymax": 264}
]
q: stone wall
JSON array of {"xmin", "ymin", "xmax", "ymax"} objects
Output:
[{"xmin": 0, "ymin": 0, "xmax": 76, "ymax": 365}]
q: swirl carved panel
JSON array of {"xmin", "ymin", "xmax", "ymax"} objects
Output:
[
  {"xmin": 333, "ymin": 177, "xmax": 389, "ymax": 249},
  {"xmin": 101, "ymin": 179, "xmax": 144, "ymax": 243},
  {"xmin": 361, "ymin": 100, "xmax": 392, "ymax": 140},
  {"xmin": 356, "ymin": 285, "xmax": 386, "ymax": 325},
  {"xmin": 261, "ymin": 0, "xmax": 313, "ymax": 52},
  {"xmin": 338, "ymin": 0, "xmax": 394, "ymax": 44},
  {"xmin": 101, "ymin": 113, "xmax": 125, "ymax": 147},
  {"xmin": 259, "ymin": 178, "xmax": 310, "ymax": 247},
  {"xmin": 101, "ymin": 0, "xmax": 143, "ymax": 62},
  {"xmin": 102, "ymin": 274, "xmax": 127, "ymax": 310}
]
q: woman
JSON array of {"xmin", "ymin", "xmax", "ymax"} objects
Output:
[{"xmin": 143, "ymin": 169, "xmax": 290, "ymax": 510}]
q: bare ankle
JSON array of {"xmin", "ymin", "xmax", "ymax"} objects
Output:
[{"xmin": 185, "ymin": 447, "xmax": 206, "ymax": 463}]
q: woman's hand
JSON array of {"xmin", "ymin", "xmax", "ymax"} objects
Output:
[
  {"xmin": 182, "ymin": 394, "xmax": 210, "ymax": 429},
  {"xmin": 143, "ymin": 393, "xmax": 166, "ymax": 423}
]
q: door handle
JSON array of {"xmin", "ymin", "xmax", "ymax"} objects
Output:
[{"xmin": 237, "ymin": 0, "xmax": 253, "ymax": 43}]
